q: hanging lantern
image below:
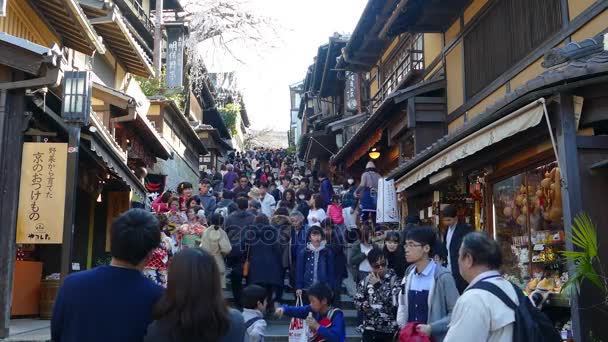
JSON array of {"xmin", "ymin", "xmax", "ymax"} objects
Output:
[{"xmin": 368, "ymin": 147, "xmax": 380, "ymax": 160}]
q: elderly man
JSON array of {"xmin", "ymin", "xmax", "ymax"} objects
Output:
[
  {"xmin": 223, "ymin": 164, "xmax": 238, "ymax": 191},
  {"xmin": 444, "ymin": 232, "xmax": 517, "ymax": 342}
]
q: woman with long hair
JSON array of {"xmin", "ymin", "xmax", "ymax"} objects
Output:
[
  {"xmin": 383, "ymin": 231, "xmax": 407, "ymax": 279},
  {"xmin": 144, "ymin": 248, "xmax": 245, "ymax": 342},
  {"xmin": 278, "ymin": 188, "xmax": 297, "ymax": 211},
  {"xmin": 307, "ymin": 193, "xmax": 327, "ymax": 226}
]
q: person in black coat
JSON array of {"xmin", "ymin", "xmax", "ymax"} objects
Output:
[
  {"xmin": 244, "ymin": 214, "xmax": 283, "ymax": 315},
  {"xmin": 223, "ymin": 197, "xmax": 256, "ymax": 308},
  {"xmin": 441, "ymin": 205, "xmax": 473, "ymax": 294}
]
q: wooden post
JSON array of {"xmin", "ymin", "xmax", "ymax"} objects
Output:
[
  {"xmin": 60, "ymin": 125, "xmax": 81, "ymax": 280},
  {"xmin": 554, "ymin": 92, "xmax": 583, "ymax": 341},
  {"xmin": 153, "ymin": 0, "xmax": 164, "ymax": 78},
  {"xmin": 0, "ymin": 89, "xmax": 26, "ymax": 338}
]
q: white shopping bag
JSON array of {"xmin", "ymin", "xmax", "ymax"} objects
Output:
[{"xmin": 288, "ymin": 295, "xmax": 308, "ymax": 342}]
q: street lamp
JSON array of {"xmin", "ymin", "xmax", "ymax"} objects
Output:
[
  {"xmin": 60, "ymin": 71, "xmax": 92, "ymax": 280},
  {"xmin": 62, "ymin": 71, "xmax": 92, "ymax": 124},
  {"xmin": 369, "ymin": 147, "xmax": 380, "ymax": 160}
]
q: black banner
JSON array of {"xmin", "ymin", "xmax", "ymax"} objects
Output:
[{"xmin": 165, "ymin": 26, "xmax": 185, "ymax": 88}]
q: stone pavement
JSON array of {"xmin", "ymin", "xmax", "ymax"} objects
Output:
[{"xmin": 1, "ymin": 320, "xmax": 50, "ymax": 342}]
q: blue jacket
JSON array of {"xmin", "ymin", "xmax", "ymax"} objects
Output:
[
  {"xmin": 281, "ymin": 304, "xmax": 345, "ymax": 342},
  {"xmin": 296, "ymin": 243, "xmax": 335, "ymax": 290},
  {"xmin": 326, "ymin": 230, "xmax": 348, "ymax": 282},
  {"xmin": 246, "ymin": 224, "xmax": 284, "ymax": 286},
  {"xmin": 290, "ymin": 226, "xmax": 308, "ymax": 267},
  {"xmin": 195, "ymin": 193, "xmax": 216, "ymax": 217},
  {"xmin": 320, "ymin": 178, "xmax": 334, "ymax": 208}
]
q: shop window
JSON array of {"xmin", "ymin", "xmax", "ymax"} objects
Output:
[
  {"xmin": 464, "ymin": 0, "xmax": 562, "ymax": 99},
  {"xmin": 491, "ymin": 161, "xmax": 567, "ymax": 296}
]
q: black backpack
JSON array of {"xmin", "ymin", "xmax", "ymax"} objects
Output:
[{"xmin": 471, "ymin": 280, "xmax": 561, "ymax": 342}]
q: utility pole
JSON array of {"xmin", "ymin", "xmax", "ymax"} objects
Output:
[{"xmin": 153, "ymin": 0, "xmax": 164, "ymax": 78}]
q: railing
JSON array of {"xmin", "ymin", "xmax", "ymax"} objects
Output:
[
  {"xmin": 368, "ymin": 34, "xmax": 424, "ymax": 112},
  {"xmin": 118, "ymin": 0, "xmax": 155, "ymax": 34}
]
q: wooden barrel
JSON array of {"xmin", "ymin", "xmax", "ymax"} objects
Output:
[{"xmin": 39, "ymin": 279, "xmax": 60, "ymax": 319}]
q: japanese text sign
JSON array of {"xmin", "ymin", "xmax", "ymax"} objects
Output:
[
  {"xmin": 16, "ymin": 143, "xmax": 67, "ymax": 244},
  {"xmin": 165, "ymin": 26, "xmax": 185, "ymax": 88}
]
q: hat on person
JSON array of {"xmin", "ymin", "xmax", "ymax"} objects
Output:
[
  {"xmin": 248, "ymin": 187, "xmax": 261, "ymax": 200},
  {"xmin": 366, "ymin": 161, "xmax": 376, "ymax": 169}
]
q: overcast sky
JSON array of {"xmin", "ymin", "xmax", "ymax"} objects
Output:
[{"xmin": 200, "ymin": 0, "xmax": 368, "ymax": 132}]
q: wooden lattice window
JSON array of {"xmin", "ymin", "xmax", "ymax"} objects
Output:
[{"xmin": 464, "ymin": 0, "xmax": 562, "ymax": 99}]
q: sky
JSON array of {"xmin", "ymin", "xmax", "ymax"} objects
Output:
[{"xmin": 200, "ymin": 0, "xmax": 368, "ymax": 132}]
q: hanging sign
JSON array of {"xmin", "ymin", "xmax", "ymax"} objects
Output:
[
  {"xmin": 376, "ymin": 178, "xmax": 399, "ymax": 223},
  {"xmin": 344, "ymin": 71, "xmax": 359, "ymax": 113},
  {"xmin": 16, "ymin": 143, "xmax": 67, "ymax": 244},
  {"xmin": 165, "ymin": 26, "xmax": 185, "ymax": 88}
]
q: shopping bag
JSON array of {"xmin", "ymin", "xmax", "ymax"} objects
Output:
[{"xmin": 288, "ymin": 295, "xmax": 308, "ymax": 342}]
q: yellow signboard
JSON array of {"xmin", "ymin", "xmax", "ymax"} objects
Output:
[{"xmin": 16, "ymin": 142, "xmax": 67, "ymax": 244}]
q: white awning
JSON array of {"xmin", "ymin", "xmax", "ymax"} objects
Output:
[{"xmin": 396, "ymin": 98, "xmax": 547, "ymax": 192}]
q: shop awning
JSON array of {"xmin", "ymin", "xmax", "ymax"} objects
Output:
[
  {"xmin": 300, "ymin": 131, "xmax": 338, "ymax": 161},
  {"xmin": 0, "ymin": 33, "xmax": 62, "ymax": 76},
  {"xmin": 80, "ymin": 2, "xmax": 154, "ymax": 77},
  {"xmin": 89, "ymin": 112, "xmax": 147, "ymax": 200},
  {"xmin": 395, "ymin": 99, "xmax": 546, "ymax": 192},
  {"xmin": 33, "ymin": 0, "xmax": 105, "ymax": 55}
]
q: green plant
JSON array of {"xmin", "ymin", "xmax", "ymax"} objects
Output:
[
  {"xmin": 561, "ymin": 213, "xmax": 607, "ymax": 300},
  {"xmin": 218, "ymin": 103, "xmax": 240, "ymax": 136},
  {"xmin": 135, "ymin": 72, "xmax": 186, "ymax": 112}
]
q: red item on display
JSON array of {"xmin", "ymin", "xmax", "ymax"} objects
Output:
[{"xmin": 398, "ymin": 322, "xmax": 434, "ymax": 342}]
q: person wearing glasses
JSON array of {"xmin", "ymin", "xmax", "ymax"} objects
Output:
[
  {"xmin": 397, "ymin": 227, "xmax": 459, "ymax": 342},
  {"xmin": 354, "ymin": 247, "xmax": 401, "ymax": 342}
]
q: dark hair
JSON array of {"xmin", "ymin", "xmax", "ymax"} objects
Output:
[
  {"xmin": 321, "ymin": 218, "xmax": 334, "ymax": 230},
  {"xmin": 222, "ymin": 190, "xmax": 234, "ymax": 200},
  {"xmin": 301, "ymin": 177, "xmax": 310, "ymax": 185},
  {"xmin": 433, "ymin": 241, "xmax": 448, "ymax": 261},
  {"xmin": 199, "ymin": 179, "xmax": 212, "ymax": 186},
  {"xmin": 259, "ymin": 182, "xmax": 269, "ymax": 189},
  {"xmin": 385, "ymin": 231, "xmax": 400, "ymax": 243},
  {"xmin": 441, "ymin": 205, "xmax": 457, "ymax": 218},
  {"xmin": 187, "ymin": 197, "xmax": 201, "ymax": 209},
  {"xmin": 239, "ymin": 175, "xmax": 248, "ymax": 181},
  {"xmin": 242, "ymin": 285, "xmax": 267, "ymax": 310},
  {"xmin": 360, "ymin": 224, "xmax": 373, "ymax": 244},
  {"xmin": 367, "ymin": 247, "xmax": 385, "ymax": 265},
  {"xmin": 209, "ymin": 213, "xmax": 224, "ymax": 227},
  {"xmin": 460, "ymin": 232, "xmax": 502, "ymax": 269},
  {"xmin": 153, "ymin": 248, "xmax": 230, "ymax": 342},
  {"xmin": 308, "ymin": 225, "xmax": 325, "ymax": 240},
  {"xmin": 274, "ymin": 207, "xmax": 290, "ymax": 217},
  {"xmin": 249, "ymin": 199, "xmax": 261, "ymax": 210},
  {"xmin": 406, "ymin": 227, "xmax": 437, "ymax": 253},
  {"xmin": 306, "ymin": 282, "xmax": 333, "ymax": 304},
  {"xmin": 311, "ymin": 193, "xmax": 323, "ymax": 209},
  {"xmin": 254, "ymin": 214, "xmax": 269, "ymax": 225},
  {"xmin": 283, "ymin": 189, "xmax": 296, "ymax": 204},
  {"xmin": 160, "ymin": 191, "xmax": 173, "ymax": 203},
  {"xmin": 280, "ymin": 176, "xmax": 291, "ymax": 182},
  {"xmin": 177, "ymin": 181, "xmax": 193, "ymax": 194},
  {"xmin": 318, "ymin": 172, "xmax": 327, "ymax": 178},
  {"xmin": 111, "ymin": 209, "xmax": 160, "ymax": 266},
  {"xmin": 236, "ymin": 197, "xmax": 249, "ymax": 210}
]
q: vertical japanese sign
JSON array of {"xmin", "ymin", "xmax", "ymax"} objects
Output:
[
  {"xmin": 165, "ymin": 26, "xmax": 185, "ymax": 88},
  {"xmin": 344, "ymin": 71, "xmax": 359, "ymax": 113},
  {"xmin": 16, "ymin": 143, "xmax": 67, "ymax": 244},
  {"xmin": 376, "ymin": 178, "xmax": 399, "ymax": 224}
]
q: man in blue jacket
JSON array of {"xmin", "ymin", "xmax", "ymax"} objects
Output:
[
  {"xmin": 295, "ymin": 226, "xmax": 335, "ymax": 299},
  {"xmin": 318, "ymin": 172, "xmax": 334, "ymax": 209},
  {"xmin": 51, "ymin": 209, "xmax": 163, "ymax": 342},
  {"xmin": 276, "ymin": 282, "xmax": 345, "ymax": 342}
]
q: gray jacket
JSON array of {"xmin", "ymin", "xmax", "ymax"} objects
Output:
[{"xmin": 396, "ymin": 262, "xmax": 459, "ymax": 342}]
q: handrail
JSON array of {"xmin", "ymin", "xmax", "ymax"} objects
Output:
[
  {"xmin": 120, "ymin": 0, "xmax": 155, "ymax": 33},
  {"xmin": 368, "ymin": 35, "xmax": 424, "ymax": 113}
]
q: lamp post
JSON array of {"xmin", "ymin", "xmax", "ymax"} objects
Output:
[{"xmin": 60, "ymin": 71, "xmax": 91, "ymax": 280}]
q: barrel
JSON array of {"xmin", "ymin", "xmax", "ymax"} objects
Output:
[{"xmin": 39, "ymin": 279, "xmax": 60, "ymax": 319}]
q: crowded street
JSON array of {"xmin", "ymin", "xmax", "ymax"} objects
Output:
[{"xmin": 1, "ymin": 0, "xmax": 608, "ymax": 341}]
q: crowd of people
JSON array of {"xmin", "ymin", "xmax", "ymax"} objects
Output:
[{"xmin": 49, "ymin": 147, "xmax": 559, "ymax": 342}]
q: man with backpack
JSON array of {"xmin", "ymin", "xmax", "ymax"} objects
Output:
[{"xmin": 444, "ymin": 232, "xmax": 560, "ymax": 342}]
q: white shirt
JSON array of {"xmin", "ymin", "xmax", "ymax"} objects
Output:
[
  {"xmin": 260, "ymin": 193, "xmax": 276, "ymax": 217},
  {"xmin": 446, "ymin": 225, "xmax": 456, "ymax": 271},
  {"xmin": 358, "ymin": 243, "xmax": 373, "ymax": 272},
  {"xmin": 307, "ymin": 208, "xmax": 327, "ymax": 226},
  {"xmin": 444, "ymin": 271, "xmax": 517, "ymax": 342}
]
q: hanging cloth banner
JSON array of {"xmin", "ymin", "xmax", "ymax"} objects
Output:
[
  {"xmin": 16, "ymin": 142, "xmax": 67, "ymax": 244},
  {"xmin": 165, "ymin": 26, "xmax": 185, "ymax": 88},
  {"xmin": 376, "ymin": 178, "xmax": 399, "ymax": 224}
]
